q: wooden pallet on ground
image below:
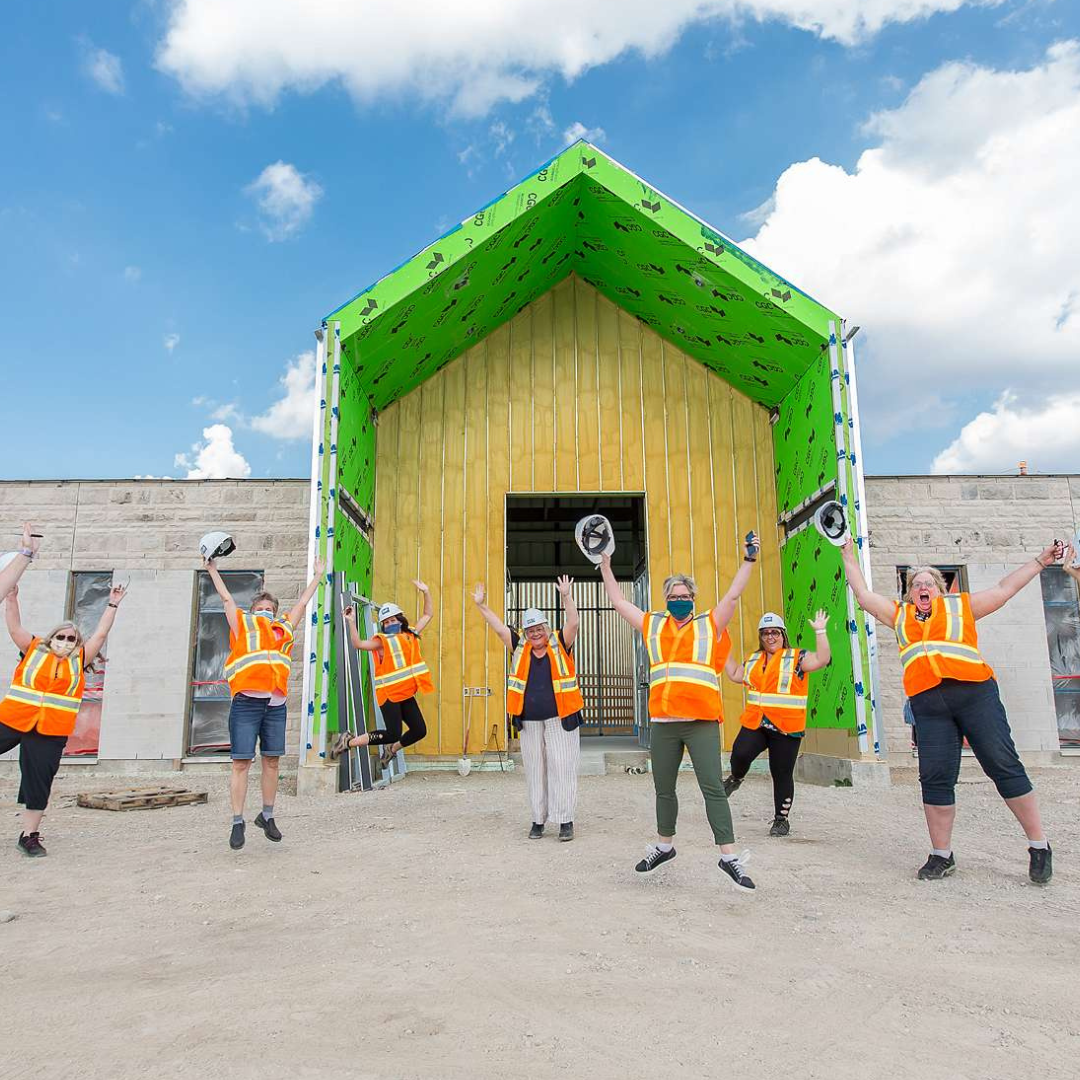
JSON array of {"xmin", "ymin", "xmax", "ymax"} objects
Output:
[{"xmin": 76, "ymin": 786, "xmax": 209, "ymax": 812}]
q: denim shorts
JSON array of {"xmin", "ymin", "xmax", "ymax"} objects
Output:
[{"xmin": 228, "ymin": 693, "xmax": 287, "ymax": 760}]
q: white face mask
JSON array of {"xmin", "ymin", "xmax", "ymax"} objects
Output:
[
  {"xmin": 49, "ymin": 635, "xmax": 78, "ymax": 657},
  {"xmin": 252, "ymin": 609, "xmax": 274, "ymax": 620}
]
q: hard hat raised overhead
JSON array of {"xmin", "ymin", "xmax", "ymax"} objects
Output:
[
  {"xmin": 574, "ymin": 514, "xmax": 615, "ymax": 565},
  {"xmin": 813, "ymin": 501, "xmax": 849, "ymax": 547},
  {"xmin": 199, "ymin": 531, "xmax": 236, "ymax": 561}
]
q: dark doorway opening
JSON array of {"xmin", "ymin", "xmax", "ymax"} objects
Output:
[{"xmin": 505, "ymin": 495, "xmax": 648, "ymax": 737}]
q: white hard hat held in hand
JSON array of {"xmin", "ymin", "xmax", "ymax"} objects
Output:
[
  {"xmin": 575, "ymin": 514, "xmax": 616, "ymax": 565},
  {"xmin": 199, "ymin": 531, "xmax": 236, "ymax": 560},
  {"xmin": 813, "ymin": 501, "xmax": 849, "ymax": 546}
]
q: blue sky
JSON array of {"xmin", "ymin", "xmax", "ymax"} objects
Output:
[{"xmin": 3, "ymin": 1, "xmax": 1078, "ymax": 481}]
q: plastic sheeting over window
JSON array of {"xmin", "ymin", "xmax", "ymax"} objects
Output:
[
  {"xmin": 65, "ymin": 571, "xmax": 114, "ymax": 756},
  {"xmin": 1041, "ymin": 569, "xmax": 1080, "ymax": 748},
  {"xmin": 188, "ymin": 570, "xmax": 264, "ymax": 756}
]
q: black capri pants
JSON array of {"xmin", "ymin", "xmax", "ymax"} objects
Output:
[
  {"xmin": 369, "ymin": 696, "xmax": 427, "ymax": 748},
  {"xmin": 910, "ymin": 678, "xmax": 1033, "ymax": 807},
  {"xmin": 0, "ymin": 722, "xmax": 68, "ymax": 811}
]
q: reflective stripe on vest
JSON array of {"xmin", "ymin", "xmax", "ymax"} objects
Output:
[
  {"xmin": 0, "ymin": 637, "xmax": 85, "ymax": 735},
  {"xmin": 506, "ymin": 633, "xmax": 583, "ymax": 719},
  {"xmin": 740, "ymin": 648, "xmax": 809, "ymax": 733},
  {"xmin": 643, "ymin": 612, "xmax": 725, "ymax": 720},
  {"xmin": 893, "ymin": 593, "xmax": 993, "ymax": 695},
  {"xmin": 224, "ymin": 613, "xmax": 295, "ymax": 694},
  {"xmin": 373, "ymin": 631, "xmax": 433, "ymax": 704}
]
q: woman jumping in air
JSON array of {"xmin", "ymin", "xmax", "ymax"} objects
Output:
[
  {"xmin": 723, "ymin": 609, "xmax": 831, "ymax": 836},
  {"xmin": 330, "ymin": 580, "xmax": 434, "ymax": 763}
]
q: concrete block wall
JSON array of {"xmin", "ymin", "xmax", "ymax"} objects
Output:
[
  {"xmin": 864, "ymin": 475, "xmax": 1079, "ymax": 767},
  {"xmin": 0, "ymin": 480, "xmax": 311, "ymax": 770}
]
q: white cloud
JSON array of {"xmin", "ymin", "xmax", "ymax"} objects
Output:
[
  {"xmin": 740, "ymin": 41, "xmax": 1080, "ymax": 446},
  {"xmin": 83, "ymin": 44, "xmax": 125, "ymax": 95},
  {"xmin": 562, "ymin": 121, "xmax": 606, "ymax": 145},
  {"xmin": 174, "ymin": 424, "xmax": 252, "ymax": 479},
  {"xmin": 124, "ymin": 265, "xmax": 142, "ymax": 283},
  {"xmin": 156, "ymin": 0, "xmax": 994, "ymax": 116},
  {"xmin": 931, "ymin": 392, "xmax": 1080, "ymax": 474},
  {"xmin": 250, "ymin": 350, "xmax": 317, "ymax": 440},
  {"xmin": 164, "ymin": 332, "xmax": 180, "ymax": 352},
  {"xmin": 211, "ymin": 402, "xmax": 242, "ymax": 423},
  {"xmin": 244, "ymin": 161, "xmax": 323, "ymax": 242},
  {"xmin": 490, "ymin": 120, "xmax": 515, "ymax": 156}
]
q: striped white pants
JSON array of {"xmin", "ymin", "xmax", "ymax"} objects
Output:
[{"xmin": 519, "ymin": 717, "xmax": 580, "ymax": 825}]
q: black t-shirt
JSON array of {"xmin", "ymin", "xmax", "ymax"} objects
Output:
[{"xmin": 508, "ymin": 630, "xmax": 573, "ymax": 722}]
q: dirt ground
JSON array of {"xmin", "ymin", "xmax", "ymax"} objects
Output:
[{"xmin": 3, "ymin": 763, "xmax": 1079, "ymax": 1080}]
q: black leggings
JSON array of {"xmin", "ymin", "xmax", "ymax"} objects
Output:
[
  {"xmin": 370, "ymin": 696, "xmax": 427, "ymax": 748},
  {"xmin": 0, "ymin": 722, "xmax": 68, "ymax": 812},
  {"xmin": 729, "ymin": 725, "xmax": 802, "ymax": 818}
]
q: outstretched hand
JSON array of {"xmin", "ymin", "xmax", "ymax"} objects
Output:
[
  {"xmin": 412, "ymin": 578, "xmax": 429, "ymax": 594},
  {"xmin": 809, "ymin": 609, "xmax": 829, "ymax": 632},
  {"xmin": 555, "ymin": 574, "xmax": 574, "ymax": 598},
  {"xmin": 312, "ymin": 557, "xmax": 327, "ymax": 579},
  {"xmin": 21, "ymin": 522, "xmax": 41, "ymax": 555},
  {"xmin": 343, "ymin": 604, "xmax": 357, "ymax": 622},
  {"xmin": 109, "ymin": 584, "xmax": 128, "ymax": 607},
  {"xmin": 471, "ymin": 583, "xmax": 486, "ymax": 605},
  {"xmin": 1062, "ymin": 544, "xmax": 1080, "ymax": 582}
]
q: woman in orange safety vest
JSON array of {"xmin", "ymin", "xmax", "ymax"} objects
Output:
[
  {"xmin": 723, "ymin": 609, "xmax": 831, "ymax": 837},
  {"xmin": 600, "ymin": 533, "xmax": 761, "ymax": 892},
  {"xmin": 472, "ymin": 575, "xmax": 582, "ymax": 842},
  {"xmin": 1, "ymin": 568, "xmax": 127, "ymax": 858},
  {"xmin": 331, "ymin": 579, "xmax": 435, "ymax": 765},
  {"xmin": 841, "ymin": 535, "xmax": 1064, "ymax": 885}
]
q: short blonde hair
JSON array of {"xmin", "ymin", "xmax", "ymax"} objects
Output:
[
  {"xmin": 36, "ymin": 621, "xmax": 84, "ymax": 657},
  {"xmin": 905, "ymin": 565, "xmax": 948, "ymax": 602},
  {"xmin": 662, "ymin": 574, "xmax": 696, "ymax": 599},
  {"xmin": 251, "ymin": 591, "xmax": 279, "ymax": 614}
]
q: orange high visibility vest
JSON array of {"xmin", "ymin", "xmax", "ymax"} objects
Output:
[
  {"xmin": 893, "ymin": 593, "xmax": 994, "ymax": 697},
  {"xmin": 642, "ymin": 612, "xmax": 731, "ymax": 721},
  {"xmin": 0, "ymin": 637, "xmax": 85, "ymax": 737},
  {"xmin": 373, "ymin": 631, "xmax": 434, "ymax": 705},
  {"xmin": 739, "ymin": 648, "xmax": 809, "ymax": 734},
  {"xmin": 506, "ymin": 633, "xmax": 584, "ymax": 719},
  {"xmin": 224, "ymin": 612, "xmax": 295, "ymax": 697}
]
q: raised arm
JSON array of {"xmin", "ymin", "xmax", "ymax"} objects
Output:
[
  {"xmin": 5, "ymin": 586, "xmax": 33, "ymax": 652},
  {"xmin": 969, "ymin": 541, "xmax": 1063, "ymax": 620},
  {"xmin": 83, "ymin": 583, "xmax": 127, "ymax": 666},
  {"xmin": 799, "ymin": 610, "xmax": 832, "ymax": 674},
  {"xmin": 287, "ymin": 557, "xmax": 326, "ymax": 627},
  {"xmin": 0, "ymin": 522, "xmax": 41, "ymax": 601},
  {"xmin": 204, "ymin": 557, "xmax": 239, "ymax": 635},
  {"xmin": 471, "ymin": 583, "xmax": 513, "ymax": 651},
  {"xmin": 411, "ymin": 579, "xmax": 435, "ymax": 634},
  {"xmin": 342, "ymin": 606, "xmax": 383, "ymax": 652},
  {"xmin": 556, "ymin": 575, "xmax": 579, "ymax": 648},
  {"xmin": 598, "ymin": 553, "xmax": 645, "ymax": 629},
  {"xmin": 711, "ymin": 532, "xmax": 760, "ymax": 633},
  {"xmin": 724, "ymin": 654, "xmax": 745, "ymax": 684},
  {"xmin": 839, "ymin": 538, "xmax": 896, "ymax": 625}
]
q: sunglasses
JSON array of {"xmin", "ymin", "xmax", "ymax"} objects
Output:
[{"xmin": 53, "ymin": 633, "xmax": 78, "ymax": 644}]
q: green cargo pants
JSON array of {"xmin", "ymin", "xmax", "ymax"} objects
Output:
[{"xmin": 649, "ymin": 720, "xmax": 735, "ymax": 845}]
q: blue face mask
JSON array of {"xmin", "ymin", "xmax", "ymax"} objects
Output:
[
  {"xmin": 251, "ymin": 608, "xmax": 274, "ymax": 620},
  {"xmin": 382, "ymin": 621, "xmax": 402, "ymax": 636},
  {"xmin": 666, "ymin": 598, "xmax": 694, "ymax": 619}
]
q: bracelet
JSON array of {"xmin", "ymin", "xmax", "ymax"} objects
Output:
[
  {"xmin": 814, "ymin": 628, "xmax": 827, "ymax": 634},
  {"xmin": 743, "ymin": 557, "xmax": 757, "ymax": 564},
  {"xmin": 16, "ymin": 548, "xmax": 34, "ymax": 560},
  {"xmin": 107, "ymin": 602, "xmax": 118, "ymax": 608},
  {"xmin": 1035, "ymin": 556, "xmax": 1049, "ymax": 569}
]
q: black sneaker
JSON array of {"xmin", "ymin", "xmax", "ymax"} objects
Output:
[
  {"xmin": 719, "ymin": 852, "xmax": 756, "ymax": 891},
  {"xmin": 917, "ymin": 853, "xmax": 956, "ymax": 880},
  {"xmin": 254, "ymin": 813, "xmax": 282, "ymax": 842},
  {"xmin": 559, "ymin": 822, "xmax": 574, "ymax": 842},
  {"xmin": 229, "ymin": 821, "xmax": 246, "ymax": 850},
  {"xmin": 1029, "ymin": 844, "xmax": 1052, "ymax": 884},
  {"xmin": 769, "ymin": 816, "xmax": 790, "ymax": 837},
  {"xmin": 528, "ymin": 823, "xmax": 544, "ymax": 839},
  {"xmin": 723, "ymin": 775, "xmax": 742, "ymax": 797},
  {"xmin": 17, "ymin": 831, "xmax": 47, "ymax": 857},
  {"xmin": 635, "ymin": 845, "xmax": 676, "ymax": 872}
]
